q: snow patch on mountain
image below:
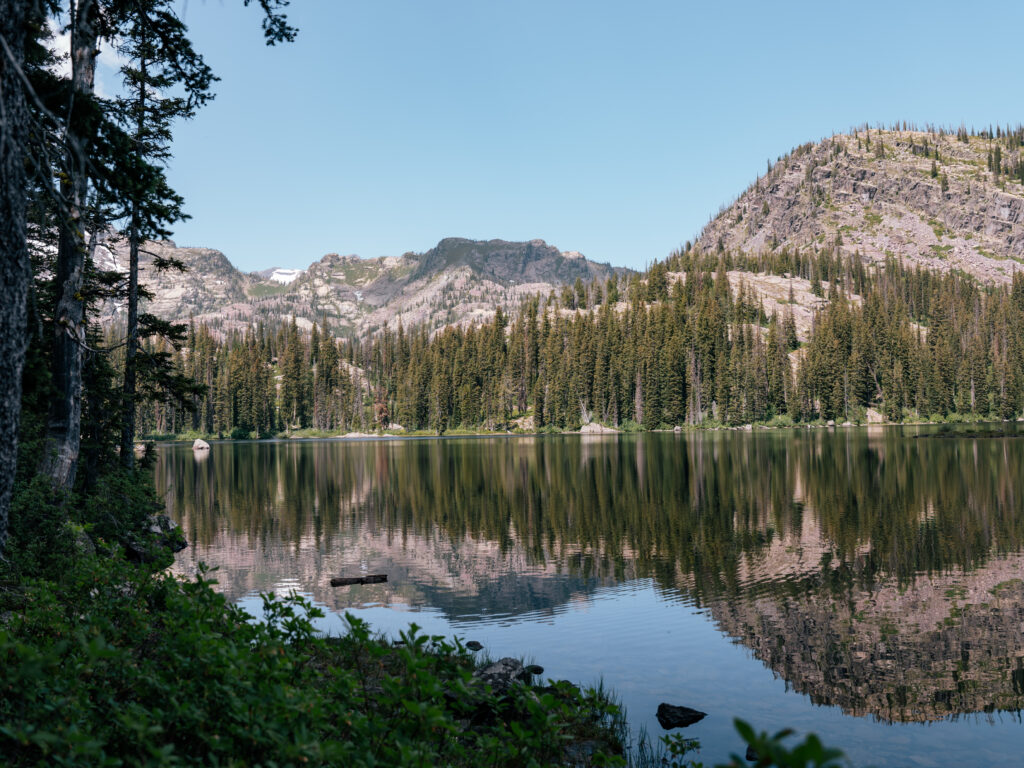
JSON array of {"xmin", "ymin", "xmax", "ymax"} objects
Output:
[{"xmin": 257, "ymin": 267, "xmax": 303, "ymax": 284}]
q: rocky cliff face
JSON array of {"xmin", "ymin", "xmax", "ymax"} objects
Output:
[
  {"xmin": 97, "ymin": 236, "xmax": 625, "ymax": 336},
  {"xmin": 695, "ymin": 128, "xmax": 1024, "ymax": 284},
  {"xmin": 96, "ymin": 238, "xmax": 252, "ymax": 323}
]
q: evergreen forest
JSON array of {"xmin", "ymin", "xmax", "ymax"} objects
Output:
[{"xmin": 135, "ymin": 248, "xmax": 1024, "ymax": 438}]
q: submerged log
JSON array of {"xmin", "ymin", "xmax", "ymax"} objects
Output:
[{"xmin": 330, "ymin": 574, "xmax": 388, "ymax": 587}]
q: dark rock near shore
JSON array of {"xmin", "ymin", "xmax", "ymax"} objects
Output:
[
  {"xmin": 71, "ymin": 526, "xmax": 96, "ymax": 556},
  {"xmin": 465, "ymin": 640, "xmax": 483, "ymax": 651},
  {"xmin": 562, "ymin": 739, "xmax": 612, "ymax": 767},
  {"xmin": 524, "ymin": 664, "xmax": 544, "ymax": 676},
  {"xmin": 656, "ymin": 702, "xmax": 707, "ymax": 729},
  {"xmin": 126, "ymin": 514, "xmax": 187, "ymax": 563},
  {"xmin": 473, "ymin": 658, "xmax": 527, "ymax": 695}
]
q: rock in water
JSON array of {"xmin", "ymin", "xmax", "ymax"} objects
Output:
[
  {"xmin": 193, "ymin": 438, "xmax": 210, "ymax": 451},
  {"xmin": 465, "ymin": 640, "xmax": 484, "ymax": 651},
  {"xmin": 656, "ymin": 703, "xmax": 707, "ymax": 729}
]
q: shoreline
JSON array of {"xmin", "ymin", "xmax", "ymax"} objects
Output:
[{"xmin": 140, "ymin": 417, "xmax": 1022, "ymax": 445}]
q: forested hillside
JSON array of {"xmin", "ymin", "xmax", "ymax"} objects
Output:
[{"xmin": 136, "ymin": 245, "xmax": 1024, "ymax": 437}]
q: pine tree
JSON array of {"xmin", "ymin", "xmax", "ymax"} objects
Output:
[{"xmin": 115, "ymin": 0, "xmax": 214, "ymax": 466}]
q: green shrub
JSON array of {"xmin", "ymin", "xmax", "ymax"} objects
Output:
[
  {"xmin": 763, "ymin": 414, "xmax": 796, "ymax": 428},
  {"xmin": 0, "ymin": 559, "xmax": 627, "ymax": 767},
  {"xmin": 721, "ymin": 720, "xmax": 844, "ymax": 767}
]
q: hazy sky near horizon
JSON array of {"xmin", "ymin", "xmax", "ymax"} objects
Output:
[{"xmin": 164, "ymin": 0, "xmax": 1024, "ymax": 272}]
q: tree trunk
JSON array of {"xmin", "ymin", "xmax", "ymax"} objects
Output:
[
  {"xmin": 120, "ymin": 53, "xmax": 147, "ymax": 469},
  {"xmin": 0, "ymin": 0, "xmax": 34, "ymax": 555},
  {"xmin": 42, "ymin": 0, "xmax": 98, "ymax": 489},
  {"xmin": 119, "ymin": 230, "xmax": 140, "ymax": 467}
]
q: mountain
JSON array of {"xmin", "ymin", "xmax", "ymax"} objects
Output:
[
  {"xmin": 694, "ymin": 126, "xmax": 1024, "ymax": 283},
  {"xmin": 96, "ymin": 236, "xmax": 627, "ymax": 336}
]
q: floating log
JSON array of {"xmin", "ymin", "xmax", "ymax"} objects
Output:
[{"xmin": 330, "ymin": 574, "xmax": 387, "ymax": 587}]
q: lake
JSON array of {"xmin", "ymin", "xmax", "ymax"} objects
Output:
[{"xmin": 157, "ymin": 426, "xmax": 1024, "ymax": 766}]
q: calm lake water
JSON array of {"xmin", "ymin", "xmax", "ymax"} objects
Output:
[{"xmin": 157, "ymin": 426, "xmax": 1024, "ymax": 767}]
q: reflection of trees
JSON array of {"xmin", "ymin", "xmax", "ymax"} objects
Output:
[
  {"xmin": 157, "ymin": 429, "xmax": 1024, "ymax": 721},
  {"xmin": 159, "ymin": 431, "xmax": 1024, "ymax": 585},
  {"xmin": 158, "ymin": 431, "xmax": 1024, "ymax": 593}
]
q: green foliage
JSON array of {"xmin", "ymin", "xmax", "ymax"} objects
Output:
[
  {"xmin": 720, "ymin": 720, "xmax": 844, "ymax": 768},
  {"xmin": 4, "ymin": 467, "xmax": 166, "ymax": 581},
  {"xmin": 635, "ymin": 721, "xmax": 846, "ymax": 768},
  {"xmin": 0, "ymin": 559, "xmax": 627, "ymax": 767},
  {"xmin": 662, "ymin": 732, "xmax": 704, "ymax": 767}
]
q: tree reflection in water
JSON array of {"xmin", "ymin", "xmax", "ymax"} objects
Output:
[{"xmin": 157, "ymin": 426, "xmax": 1024, "ymax": 723}]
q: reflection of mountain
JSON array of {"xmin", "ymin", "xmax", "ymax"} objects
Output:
[
  {"xmin": 161, "ymin": 439, "xmax": 636, "ymax": 618},
  {"xmin": 158, "ymin": 427, "xmax": 1024, "ymax": 721},
  {"xmin": 174, "ymin": 520, "xmax": 622, "ymax": 622},
  {"xmin": 686, "ymin": 517, "xmax": 1024, "ymax": 722}
]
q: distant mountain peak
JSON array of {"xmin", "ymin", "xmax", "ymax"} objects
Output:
[{"xmin": 98, "ymin": 236, "xmax": 630, "ymax": 337}]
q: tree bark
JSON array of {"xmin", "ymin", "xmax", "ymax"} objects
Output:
[
  {"xmin": 42, "ymin": 0, "xmax": 98, "ymax": 489},
  {"xmin": 0, "ymin": 0, "xmax": 34, "ymax": 555},
  {"xmin": 120, "ymin": 52, "xmax": 146, "ymax": 469}
]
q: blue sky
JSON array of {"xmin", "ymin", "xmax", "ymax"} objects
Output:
[{"xmin": 163, "ymin": 0, "xmax": 1024, "ymax": 272}]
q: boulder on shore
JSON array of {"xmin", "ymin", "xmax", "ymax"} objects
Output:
[
  {"xmin": 126, "ymin": 514, "xmax": 187, "ymax": 563},
  {"xmin": 192, "ymin": 438, "xmax": 210, "ymax": 451},
  {"xmin": 473, "ymin": 658, "xmax": 531, "ymax": 695},
  {"xmin": 579, "ymin": 422, "xmax": 618, "ymax": 435}
]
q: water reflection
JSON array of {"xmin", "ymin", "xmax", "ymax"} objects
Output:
[{"xmin": 159, "ymin": 426, "xmax": 1024, "ymax": 724}]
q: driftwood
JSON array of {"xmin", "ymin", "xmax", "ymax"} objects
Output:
[{"xmin": 330, "ymin": 574, "xmax": 388, "ymax": 587}]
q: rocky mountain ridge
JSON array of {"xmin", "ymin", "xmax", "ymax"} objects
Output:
[
  {"xmin": 695, "ymin": 126, "xmax": 1024, "ymax": 284},
  {"xmin": 97, "ymin": 126, "xmax": 1024, "ymax": 340},
  {"xmin": 96, "ymin": 236, "xmax": 626, "ymax": 336}
]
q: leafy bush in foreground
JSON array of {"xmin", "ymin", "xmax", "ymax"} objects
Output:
[{"xmin": 0, "ymin": 558, "xmax": 626, "ymax": 767}]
